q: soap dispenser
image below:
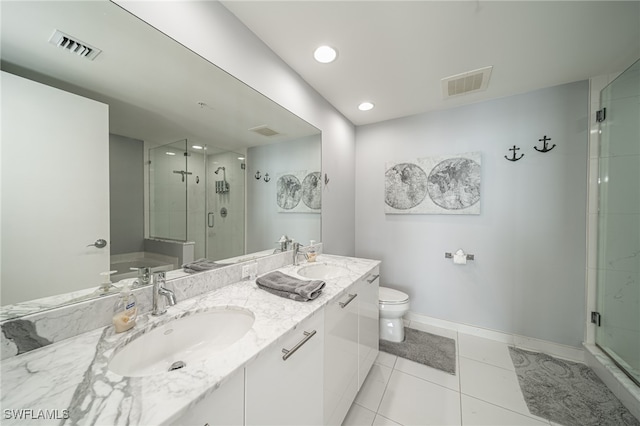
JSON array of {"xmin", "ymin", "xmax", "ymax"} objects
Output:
[
  {"xmin": 95, "ymin": 271, "xmax": 118, "ymax": 296},
  {"xmin": 307, "ymin": 240, "xmax": 317, "ymax": 262},
  {"xmin": 112, "ymin": 282, "xmax": 137, "ymax": 333}
]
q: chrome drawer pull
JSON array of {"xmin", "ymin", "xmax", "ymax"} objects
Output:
[
  {"xmin": 282, "ymin": 330, "xmax": 316, "ymax": 361},
  {"xmin": 339, "ymin": 293, "xmax": 357, "ymax": 308},
  {"xmin": 367, "ymin": 274, "xmax": 380, "ymax": 284}
]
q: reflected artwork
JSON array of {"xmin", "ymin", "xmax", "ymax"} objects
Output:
[{"xmin": 277, "ymin": 170, "xmax": 321, "ymax": 213}]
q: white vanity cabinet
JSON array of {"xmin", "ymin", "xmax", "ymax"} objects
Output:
[
  {"xmin": 323, "ymin": 266, "xmax": 380, "ymax": 425},
  {"xmin": 245, "ymin": 311, "xmax": 325, "ymax": 426},
  {"xmin": 357, "ymin": 267, "xmax": 380, "ymax": 388},
  {"xmin": 174, "ymin": 369, "xmax": 244, "ymax": 426},
  {"xmin": 324, "ymin": 289, "xmax": 359, "ymax": 425}
]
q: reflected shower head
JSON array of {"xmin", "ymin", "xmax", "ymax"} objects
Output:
[{"xmin": 214, "ymin": 166, "xmax": 225, "ymax": 174}]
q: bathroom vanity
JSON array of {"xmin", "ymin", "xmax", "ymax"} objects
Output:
[{"xmin": 0, "ymin": 254, "xmax": 380, "ymax": 426}]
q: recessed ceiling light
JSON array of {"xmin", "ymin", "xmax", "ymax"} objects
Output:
[
  {"xmin": 192, "ymin": 145, "xmax": 203, "ymax": 150},
  {"xmin": 314, "ymin": 45, "xmax": 337, "ymax": 63},
  {"xmin": 166, "ymin": 152, "xmax": 176, "ymax": 156},
  {"xmin": 358, "ymin": 102, "xmax": 374, "ymax": 111},
  {"xmin": 238, "ymin": 156, "xmax": 245, "ymax": 160}
]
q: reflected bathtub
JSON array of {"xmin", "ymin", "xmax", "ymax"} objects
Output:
[{"xmin": 110, "ymin": 252, "xmax": 178, "ymax": 282}]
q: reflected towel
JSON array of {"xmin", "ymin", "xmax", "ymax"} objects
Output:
[
  {"xmin": 182, "ymin": 258, "xmax": 224, "ymax": 274},
  {"xmin": 256, "ymin": 271, "xmax": 325, "ymax": 302}
]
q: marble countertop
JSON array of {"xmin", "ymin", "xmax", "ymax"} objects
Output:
[{"xmin": 0, "ymin": 254, "xmax": 380, "ymax": 425}]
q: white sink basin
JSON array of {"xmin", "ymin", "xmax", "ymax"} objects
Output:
[
  {"xmin": 297, "ymin": 263, "xmax": 349, "ymax": 279},
  {"xmin": 108, "ymin": 308, "xmax": 254, "ymax": 377}
]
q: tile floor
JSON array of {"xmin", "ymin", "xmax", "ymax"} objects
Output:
[{"xmin": 342, "ymin": 321, "xmax": 567, "ymax": 426}]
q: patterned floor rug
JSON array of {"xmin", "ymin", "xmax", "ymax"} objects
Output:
[
  {"xmin": 509, "ymin": 347, "xmax": 639, "ymax": 426},
  {"xmin": 379, "ymin": 327, "xmax": 456, "ymax": 375}
]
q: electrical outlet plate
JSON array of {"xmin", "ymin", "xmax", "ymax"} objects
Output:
[
  {"xmin": 242, "ymin": 265, "xmax": 251, "ymax": 278},
  {"xmin": 242, "ymin": 263, "xmax": 258, "ymax": 279}
]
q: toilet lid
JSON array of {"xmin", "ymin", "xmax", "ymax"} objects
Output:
[{"xmin": 379, "ymin": 286, "xmax": 409, "ymax": 304}]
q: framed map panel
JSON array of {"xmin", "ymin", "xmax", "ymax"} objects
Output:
[
  {"xmin": 384, "ymin": 152, "xmax": 481, "ymax": 215},
  {"xmin": 276, "ymin": 170, "xmax": 321, "ymax": 213}
]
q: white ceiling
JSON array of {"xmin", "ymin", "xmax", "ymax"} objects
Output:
[
  {"xmin": 222, "ymin": 1, "xmax": 640, "ymax": 126},
  {"xmin": 0, "ymin": 1, "xmax": 319, "ymax": 151}
]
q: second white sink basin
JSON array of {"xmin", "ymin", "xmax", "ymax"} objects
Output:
[
  {"xmin": 108, "ymin": 308, "xmax": 254, "ymax": 377},
  {"xmin": 297, "ymin": 263, "xmax": 349, "ymax": 279}
]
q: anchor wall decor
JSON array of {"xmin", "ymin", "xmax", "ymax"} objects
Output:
[
  {"xmin": 504, "ymin": 145, "xmax": 524, "ymax": 162},
  {"xmin": 534, "ymin": 135, "xmax": 555, "ymax": 153}
]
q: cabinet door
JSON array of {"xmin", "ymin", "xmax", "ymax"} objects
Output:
[
  {"xmin": 245, "ymin": 311, "xmax": 324, "ymax": 426},
  {"xmin": 358, "ymin": 268, "xmax": 380, "ymax": 389},
  {"xmin": 324, "ymin": 289, "xmax": 359, "ymax": 425},
  {"xmin": 174, "ymin": 368, "xmax": 244, "ymax": 426}
]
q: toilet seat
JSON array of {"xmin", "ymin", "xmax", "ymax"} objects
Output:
[{"xmin": 379, "ymin": 286, "xmax": 409, "ymax": 305}]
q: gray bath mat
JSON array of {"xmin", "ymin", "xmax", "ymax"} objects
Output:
[
  {"xmin": 379, "ymin": 327, "xmax": 456, "ymax": 375},
  {"xmin": 509, "ymin": 347, "xmax": 639, "ymax": 426}
]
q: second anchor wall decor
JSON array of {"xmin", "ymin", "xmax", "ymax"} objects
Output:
[
  {"xmin": 384, "ymin": 152, "xmax": 481, "ymax": 215},
  {"xmin": 276, "ymin": 170, "xmax": 321, "ymax": 213}
]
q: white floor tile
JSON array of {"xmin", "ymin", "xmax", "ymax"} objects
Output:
[
  {"xmin": 355, "ymin": 364, "xmax": 393, "ymax": 412},
  {"xmin": 408, "ymin": 321, "xmax": 459, "ymax": 341},
  {"xmin": 375, "ymin": 351, "xmax": 398, "ymax": 369},
  {"xmin": 461, "ymin": 394, "xmax": 550, "ymax": 425},
  {"xmin": 342, "ymin": 403, "xmax": 376, "ymax": 426},
  {"xmin": 394, "ymin": 356, "xmax": 460, "ymax": 391},
  {"xmin": 372, "ymin": 414, "xmax": 402, "ymax": 426},
  {"xmin": 458, "ymin": 333, "xmax": 515, "ymax": 371},
  {"xmin": 378, "ymin": 370, "xmax": 461, "ymax": 426},
  {"xmin": 459, "ymin": 357, "xmax": 531, "ymax": 417},
  {"xmin": 367, "ymin": 362, "xmax": 394, "ymax": 384}
]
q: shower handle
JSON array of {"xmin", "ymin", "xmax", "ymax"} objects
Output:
[{"xmin": 87, "ymin": 239, "xmax": 107, "ymax": 249}]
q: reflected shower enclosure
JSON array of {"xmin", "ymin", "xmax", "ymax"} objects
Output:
[{"xmin": 149, "ymin": 139, "xmax": 245, "ymax": 261}]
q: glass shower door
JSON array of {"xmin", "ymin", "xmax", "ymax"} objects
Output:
[
  {"xmin": 149, "ymin": 139, "xmax": 188, "ymax": 241},
  {"xmin": 596, "ymin": 59, "xmax": 640, "ymax": 385}
]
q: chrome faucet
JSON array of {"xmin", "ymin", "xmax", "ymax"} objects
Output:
[
  {"xmin": 131, "ymin": 266, "xmax": 151, "ymax": 288},
  {"xmin": 292, "ymin": 242, "xmax": 308, "ymax": 266},
  {"xmin": 152, "ymin": 271, "xmax": 176, "ymax": 316}
]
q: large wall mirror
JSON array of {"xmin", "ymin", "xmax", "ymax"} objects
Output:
[{"xmin": 0, "ymin": 1, "xmax": 321, "ymax": 317}]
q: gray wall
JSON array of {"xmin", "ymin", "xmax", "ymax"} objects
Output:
[
  {"xmin": 109, "ymin": 133, "xmax": 144, "ymax": 255},
  {"xmin": 355, "ymin": 81, "xmax": 589, "ymax": 348}
]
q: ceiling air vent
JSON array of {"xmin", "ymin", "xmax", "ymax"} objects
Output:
[
  {"xmin": 441, "ymin": 66, "xmax": 492, "ymax": 98},
  {"xmin": 249, "ymin": 125, "xmax": 280, "ymax": 137},
  {"xmin": 48, "ymin": 30, "xmax": 102, "ymax": 61}
]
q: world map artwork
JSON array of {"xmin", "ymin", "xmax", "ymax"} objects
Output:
[
  {"xmin": 276, "ymin": 171, "xmax": 322, "ymax": 213},
  {"xmin": 384, "ymin": 152, "xmax": 481, "ymax": 215},
  {"xmin": 427, "ymin": 157, "xmax": 480, "ymax": 210}
]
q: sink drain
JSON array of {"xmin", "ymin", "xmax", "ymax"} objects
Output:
[{"xmin": 168, "ymin": 360, "xmax": 186, "ymax": 372}]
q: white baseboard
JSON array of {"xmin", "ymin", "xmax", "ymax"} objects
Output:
[{"xmin": 405, "ymin": 312, "xmax": 585, "ymax": 363}]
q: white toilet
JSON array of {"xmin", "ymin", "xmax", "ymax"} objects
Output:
[{"xmin": 379, "ymin": 286, "xmax": 410, "ymax": 343}]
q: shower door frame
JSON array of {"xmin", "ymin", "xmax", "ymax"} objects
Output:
[{"xmin": 594, "ymin": 59, "xmax": 640, "ymax": 387}]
